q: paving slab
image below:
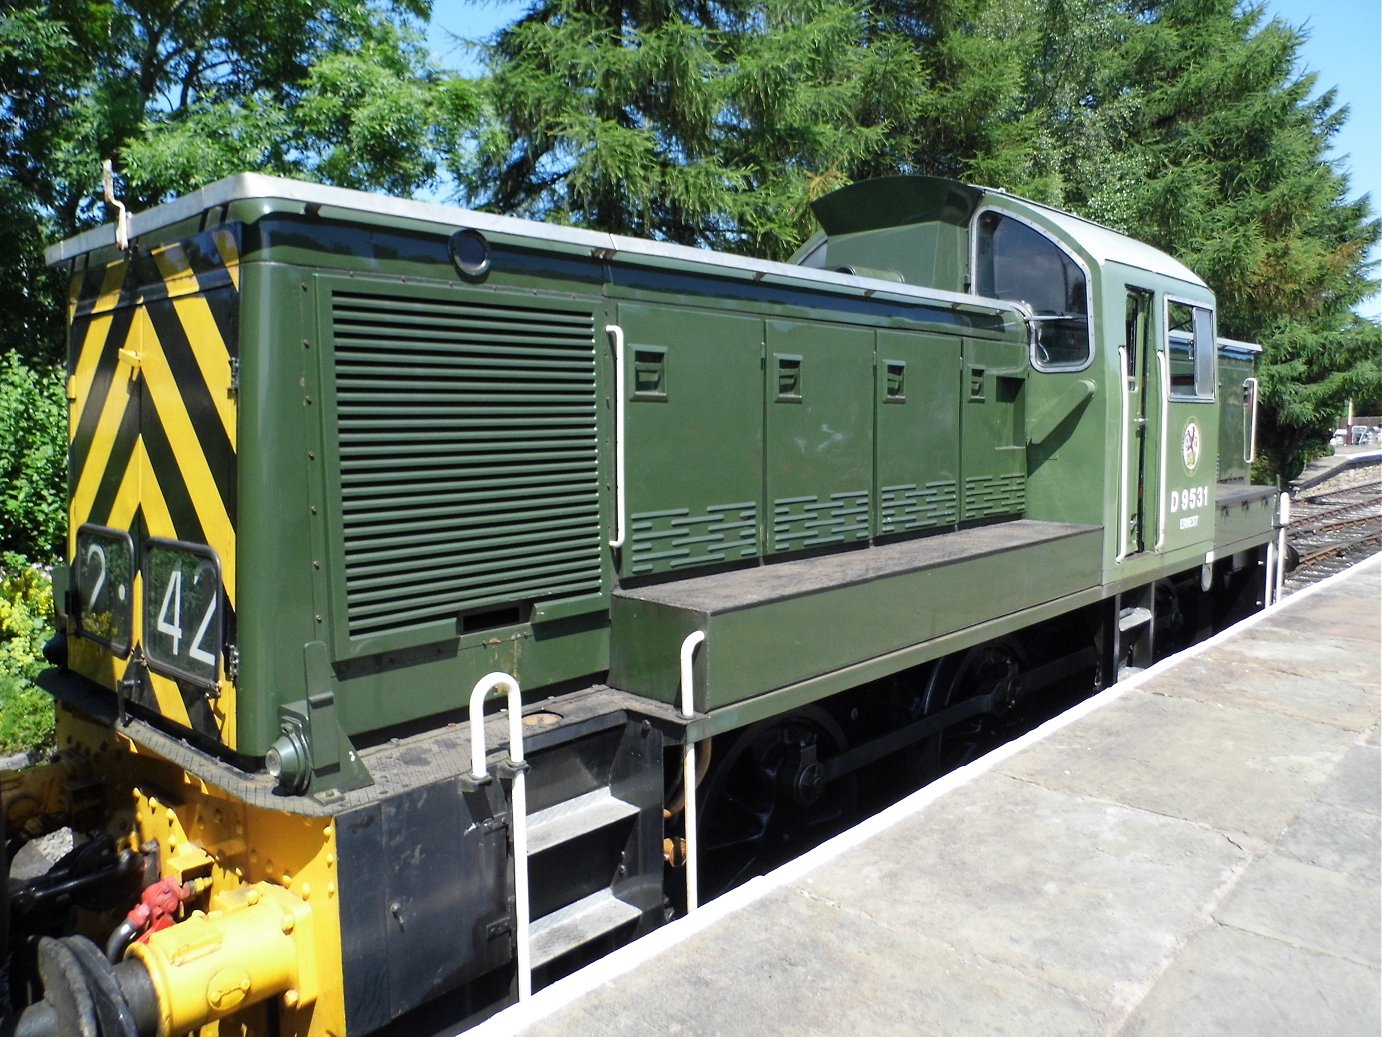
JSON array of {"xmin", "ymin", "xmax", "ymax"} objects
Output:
[
  {"xmin": 996, "ymin": 689, "xmax": 1355, "ymax": 842},
  {"xmin": 476, "ymin": 557, "xmax": 1382, "ymax": 1037},
  {"xmin": 1120, "ymin": 924, "xmax": 1381, "ymax": 1037},
  {"xmin": 1317, "ymin": 743, "xmax": 1382, "ymax": 815},
  {"xmin": 1125, "ymin": 647, "xmax": 1376, "ymax": 731},
  {"xmin": 1275, "ymin": 796, "xmax": 1382, "ymax": 884},
  {"xmin": 519, "ymin": 884, "xmax": 1103, "ymax": 1037},
  {"xmin": 801, "ymin": 774, "xmax": 1244, "ymax": 1009},
  {"xmin": 1214, "ymin": 854, "xmax": 1380, "ymax": 966}
]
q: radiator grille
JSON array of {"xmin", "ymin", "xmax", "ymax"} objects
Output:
[{"xmin": 329, "ymin": 291, "xmax": 602, "ymax": 639}]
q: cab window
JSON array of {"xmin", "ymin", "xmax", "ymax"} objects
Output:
[
  {"xmin": 974, "ymin": 211, "xmax": 1091, "ymax": 370},
  {"xmin": 1167, "ymin": 300, "xmax": 1215, "ymax": 399}
]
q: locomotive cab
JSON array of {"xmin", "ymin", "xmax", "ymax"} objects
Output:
[{"xmin": 793, "ymin": 176, "xmax": 1276, "ymax": 599}]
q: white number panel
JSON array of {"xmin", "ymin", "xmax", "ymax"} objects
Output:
[
  {"xmin": 143, "ymin": 540, "xmax": 222, "ymax": 686},
  {"xmin": 1168, "ymin": 483, "xmax": 1211, "ymax": 531}
]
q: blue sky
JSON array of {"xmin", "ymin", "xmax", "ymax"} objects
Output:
[{"xmin": 427, "ymin": 0, "xmax": 1381, "ymax": 316}]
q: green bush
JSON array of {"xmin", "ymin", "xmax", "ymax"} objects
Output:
[
  {"xmin": 0, "ymin": 352, "xmax": 67, "ymax": 561},
  {"xmin": 0, "ymin": 554, "xmax": 55, "ymax": 755}
]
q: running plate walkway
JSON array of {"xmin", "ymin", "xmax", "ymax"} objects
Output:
[{"xmin": 476, "ymin": 556, "xmax": 1381, "ymax": 1037}]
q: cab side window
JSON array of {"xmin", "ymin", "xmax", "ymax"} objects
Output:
[
  {"xmin": 1167, "ymin": 300, "xmax": 1215, "ymax": 399},
  {"xmin": 974, "ymin": 211, "xmax": 1091, "ymax": 369}
]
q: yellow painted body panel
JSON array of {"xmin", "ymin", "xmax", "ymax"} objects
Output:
[
  {"xmin": 64, "ymin": 228, "xmax": 241, "ymax": 749},
  {"xmin": 54, "ymin": 706, "xmax": 348, "ymax": 1037}
]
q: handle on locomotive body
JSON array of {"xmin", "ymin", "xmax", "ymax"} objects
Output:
[
  {"xmin": 1155, "ymin": 348, "xmax": 1171, "ymax": 549},
  {"xmin": 1116, "ymin": 345, "xmax": 1131, "ymax": 563},
  {"xmin": 467, "ymin": 672, "xmax": 533, "ymax": 1001},
  {"xmin": 608, "ymin": 325, "xmax": 627, "ymax": 550},
  {"xmin": 679, "ymin": 631, "xmax": 706, "ymax": 914},
  {"xmin": 1244, "ymin": 377, "xmax": 1259, "ymax": 464}
]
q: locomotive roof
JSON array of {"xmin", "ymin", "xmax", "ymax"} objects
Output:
[
  {"xmin": 44, "ymin": 173, "xmax": 1020, "ymax": 321},
  {"xmin": 992, "ymin": 193, "xmax": 1206, "ymax": 289},
  {"xmin": 809, "ymin": 176, "xmax": 1207, "ymax": 291}
]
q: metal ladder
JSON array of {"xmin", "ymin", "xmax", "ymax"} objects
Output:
[{"xmin": 468, "ymin": 672, "xmax": 659, "ymax": 1000}]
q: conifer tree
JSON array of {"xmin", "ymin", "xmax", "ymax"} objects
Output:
[
  {"xmin": 463, "ymin": 0, "xmax": 914, "ymax": 256},
  {"xmin": 1095, "ymin": 0, "xmax": 1380, "ymax": 479}
]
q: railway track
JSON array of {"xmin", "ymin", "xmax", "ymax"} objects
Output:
[{"xmin": 1283, "ymin": 457, "xmax": 1382, "ymax": 593}]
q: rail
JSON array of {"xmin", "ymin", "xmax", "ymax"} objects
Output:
[
  {"xmin": 1156, "ymin": 349, "xmax": 1171, "ymax": 549},
  {"xmin": 1284, "ymin": 465, "xmax": 1382, "ymax": 590},
  {"xmin": 1116, "ymin": 347, "xmax": 1131, "ymax": 563},
  {"xmin": 1275, "ymin": 493, "xmax": 1289, "ymax": 604},
  {"xmin": 679, "ymin": 631, "xmax": 706, "ymax": 914},
  {"xmin": 1244, "ymin": 377, "xmax": 1259, "ymax": 464},
  {"xmin": 608, "ymin": 325, "xmax": 627, "ymax": 549},
  {"xmin": 468, "ymin": 672, "xmax": 532, "ymax": 1001}
]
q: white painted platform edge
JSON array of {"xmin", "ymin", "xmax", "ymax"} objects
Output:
[{"xmin": 461, "ymin": 551, "xmax": 1381, "ymax": 1037}]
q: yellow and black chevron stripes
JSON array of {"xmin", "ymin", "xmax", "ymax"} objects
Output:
[{"xmin": 65, "ymin": 226, "xmax": 241, "ymax": 750}]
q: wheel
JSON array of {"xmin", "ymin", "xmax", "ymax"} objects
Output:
[
  {"xmin": 696, "ymin": 707, "xmax": 854, "ymax": 901},
  {"xmin": 914, "ymin": 639, "xmax": 1024, "ymax": 781}
]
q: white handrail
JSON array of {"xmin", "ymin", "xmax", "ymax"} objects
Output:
[
  {"xmin": 1264, "ymin": 540, "xmax": 1276, "ymax": 608},
  {"xmin": 468, "ymin": 672, "xmax": 532, "ymax": 1001},
  {"xmin": 1156, "ymin": 349, "xmax": 1171, "ymax": 549},
  {"xmin": 1116, "ymin": 346, "xmax": 1131, "ymax": 563},
  {"xmin": 608, "ymin": 325, "xmax": 627, "ymax": 549},
  {"xmin": 1244, "ymin": 377, "xmax": 1259, "ymax": 464},
  {"xmin": 678, "ymin": 631, "xmax": 705, "ymax": 914},
  {"xmin": 1275, "ymin": 492, "xmax": 1290, "ymax": 605}
]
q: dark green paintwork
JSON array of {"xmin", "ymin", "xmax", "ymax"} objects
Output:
[
  {"xmin": 50, "ymin": 173, "xmax": 1281, "ymax": 762},
  {"xmin": 875, "ymin": 330, "xmax": 961, "ymax": 535},
  {"xmin": 222, "ymin": 192, "xmax": 1033, "ymax": 752},
  {"xmin": 618, "ymin": 303, "xmax": 764, "ymax": 578},
  {"xmin": 610, "ymin": 522, "xmax": 1101, "ymax": 711}
]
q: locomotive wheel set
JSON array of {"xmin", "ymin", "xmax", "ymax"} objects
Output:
[{"xmin": 2, "ymin": 174, "xmax": 1284, "ymax": 1036}]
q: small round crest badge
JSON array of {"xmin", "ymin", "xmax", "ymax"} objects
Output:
[{"xmin": 1182, "ymin": 419, "xmax": 1201, "ymax": 473}]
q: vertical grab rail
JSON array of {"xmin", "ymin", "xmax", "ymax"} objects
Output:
[
  {"xmin": 608, "ymin": 325, "xmax": 627, "ymax": 549},
  {"xmin": 468, "ymin": 672, "xmax": 532, "ymax": 1001},
  {"xmin": 1156, "ymin": 349, "xmax": 1171, "ymax": 549},
  {"xmin": 1264, "ymin": 539, "xmax": 1276, "ymax": 607},
  {"xmin": 678, "ymin": 631, "xmax": 706, "ymax": 914},
  {"xmin": 1275, "ymin": 493, "xmax": 1291, "ymax": 605},
  {"xmin": 1116, "ymin": 346, "xmax": 1131, "ymax": 563},
  {"xmin": 1244, "ymin": 377, "xmax": 1260, "ymax": 464}
]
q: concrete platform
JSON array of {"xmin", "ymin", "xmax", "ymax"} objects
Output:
[{"xmin": 474, "ymin": 555, "xmax": 1381, "ymax": 1037}]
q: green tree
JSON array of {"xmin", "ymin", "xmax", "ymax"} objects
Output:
[
  {"xmin": 0, "ymin": 353, "xmax": 66, "ymax": 560},
  {"xmin": 838, "ymin": 0, "xmax": 1380, "ymax": 478},
  {"xmin": 120, "ymin": 11, "xmax": 482, "ymax": 198},
  {"xmin": 0, "ymin": 556, "xmax": 56, "ymax": 755},
  {"xmin": 0, "ymin": 0, "xmax": 480, "ymax": 365},
  {"xmin": 464, "ymin": 0, "xmax": 745, "ymax": 240},
  {"xmin": 464, "ymin": 0, "xmax": 918, "ymax": 257},
  {"xmin": 1092, "ymin": 0, "xmax": 1381, "ymax": 479}
]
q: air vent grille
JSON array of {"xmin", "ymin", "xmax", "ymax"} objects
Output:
[{"xmin": 329, "ymin": 291, "xmax": 601, "ymax": 639}]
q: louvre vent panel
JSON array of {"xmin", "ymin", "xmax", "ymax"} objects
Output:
[
  {"xmin": 340, "ymin": 460, "xmax": 591, "ymax": 489},
  {"xmin": 330, "ymin": 291, "xmax": 602, "ymax": 639}
]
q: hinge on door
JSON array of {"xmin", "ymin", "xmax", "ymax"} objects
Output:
[
  {"xmin": 228, "ymin": 357, "xmax": 240, "ymax": 397},
  {"xmin": 226, "ymin": 643, "xmax": 240, "ymax": 681}
]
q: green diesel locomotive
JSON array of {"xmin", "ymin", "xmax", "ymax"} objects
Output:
[{"xmin": 3, "ymin": 174, "xmax": 1280, "ymax": 1036}]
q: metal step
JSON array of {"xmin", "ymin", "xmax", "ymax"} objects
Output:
[
  {"xmin": 526, "ymin": 786, "xmax": 640, "ymax": 856},
  {"xmin": 529, "ymin": 888, "xmax": 642, "ymax": 968},
  {"xmin": 1118, "ymin": 606, "xmax": 1153, "ymax": 631}
]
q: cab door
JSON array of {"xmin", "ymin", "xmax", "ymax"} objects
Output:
[{"xmin": 1118, "ymin": 288, "xmax": 1158, "ymax": 558}]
